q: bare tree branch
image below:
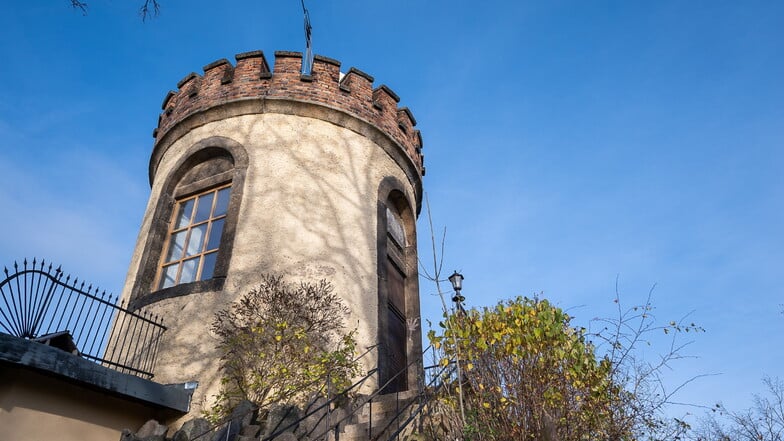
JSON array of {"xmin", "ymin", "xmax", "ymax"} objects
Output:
[
  {"xmin": 70, "ymin": 0, "xmax": 88, "ymax": 15},
  {"xmin": 68, "ymin": 0, "xmax": 161, "ymax": 20}
]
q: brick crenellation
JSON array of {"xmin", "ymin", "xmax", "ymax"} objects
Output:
[{"xmin": 155, "ymin": 50, "xmax": 424, "ymax": 176}]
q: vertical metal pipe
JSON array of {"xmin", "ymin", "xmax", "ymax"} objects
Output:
[
  {"xmin": 137, "ymin": 313, "xmax": 155, "ymax": 374},
  {"xmin": 121, "ymin": 307, "xmax": 144, "ymax": 373},
  {"xmin": 44, "ymin": 279, "xmax": 68, "ymax": 333},
  {"xmin": 71, "ymin": 283, "xmax": 92, "ymax": 342},
  {"xmin": 11, "ymin": 262, "xmax": 25, "ymax": 337},
  {"xmin": 33, "ymin": 261, "xmax": 54, "ymax": 335},
  {"xmin": 0, "ymin": 276, "xmax": 22, "ymax": 336},
  {"xmin": 28, "ymin": 261, "xmax": 44, "ymax": 337},
  {"xmin": 111, "ymin": 299, "xmax": 133, "ymax": 369},
  {"xmin": 75, "ymin": 287, "xmax": 99, "ymax": 350},
  {"xmin": 21, "ymin": 260, "xmax": 30, "ymax": 337},
  {"xmin": 87, "ymin": 292, "xmax": 112, "ymax": 356},
  {"xmin": 103, "ymin": 300, "xmax": 125, "ymax": 364}
]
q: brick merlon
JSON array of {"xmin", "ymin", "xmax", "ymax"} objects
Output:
[
  {"xmin": 203, "ymin": 58, "xmax": 231, "ymax": 73},
  {"xmin": 314, "ymin": 54, "xmax": 341, "ymax": 67},
  {"xmin": 399, "ymin": 107, "xmax": 417, "ymax": 126},
  {"xmin": 176, "ymin": 72, "xmax": 200, "ymax": 89},
  {"xmin": 161, "ymin": 91, "xmax": 175, "ymax": 110},
  {"xmin": 153, "ymin": 50, "xmax": 425, "ymax": 178},
  {"xmin": 274, "ymin": 51, "xmax": 303, "ymax": 58},
  {"xmin": 235, "ymin": 50, "xmax": 264, "ymax": 60},
  {"xmin": 347, "ymin": 67, "xmax": 374, "ymax": 83},
  {"xmin": 375, "ymin": 85, "xmax": 400, "ymax": 103}
]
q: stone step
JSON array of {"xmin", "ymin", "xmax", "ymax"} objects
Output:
[
  {"xmin": 339, "ymin": 418, "xmax": 415, "ymax": 441},
  {"xmin": 353, "ymin": 392, "xmax": 418, "ymax": 425},
  {"xmin": 337, "ymin": 393, "xmax": 420, "ymax": 441}
]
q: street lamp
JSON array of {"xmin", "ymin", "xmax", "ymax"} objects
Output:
[
  {"xmin": 449, "ymin": 271, "xmax": 465, "ymax": 307},
  {"xmin": 447, "ymin": 270, "xmax": 466, "ymax": 425}
]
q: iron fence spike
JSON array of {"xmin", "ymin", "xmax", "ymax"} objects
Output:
[{"xmin": 1, "ymin": 259, "xmax": 165, "ymax": 379}]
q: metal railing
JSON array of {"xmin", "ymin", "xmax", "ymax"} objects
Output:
[
  {"xmin": 0, "ymin": 259, "xmax": 166, "ymax": 379},
  {"xmin": 191, "ymin": 346, "xmax": 455, "ymax": 441}
]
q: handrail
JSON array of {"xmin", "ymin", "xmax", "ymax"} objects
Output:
[
  {"xmin": 380, "ymin": 363, "xmax": 457, "ymax": 441},
  {"xmin": 304, "ymin": 344, "xmax": 434, "ymax": 441},
  {"xmin": 191, "ymin": 343, "xmax": 381, "ymax": 441}
]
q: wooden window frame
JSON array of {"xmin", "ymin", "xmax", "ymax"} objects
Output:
[
  {"xmin": 128, "ymin": 138, "xmax": 248, "ymax": 311},
  {"xmin": 155, "ymin": 183, "xmax": 232, "ymax": 290}
]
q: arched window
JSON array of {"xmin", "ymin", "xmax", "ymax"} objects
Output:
[
  {"xmin": 384, "ymin": 204, "xmax": 408, "ymax": 391},
  {"xmin": 129, "ymin": 138, "xmax": 247, "ymax": 308},
  {"xmin": 156, "ymin": 156, "xmax": 233, "ymax": 289},
  {"xmin": 378, "ymin": 184, "xmax": 418, "ymax": 393}
]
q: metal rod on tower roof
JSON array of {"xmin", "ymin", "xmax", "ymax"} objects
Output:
[{"xmin": 300, "ymin": 0, "xmax": 314, "ymax": 75}]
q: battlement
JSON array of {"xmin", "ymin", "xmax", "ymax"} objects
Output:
[{"xmin": 153, "ymin": 50, "xmax": 424, "ymax": 176}]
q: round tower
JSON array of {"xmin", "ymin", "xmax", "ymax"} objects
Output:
[{"xmin": 120, "ymin": 50, "xmax": 424, "ymax": 415}]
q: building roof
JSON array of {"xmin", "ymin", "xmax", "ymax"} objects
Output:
[{"xmin": 0, "ymin": 333, "xmax": 193, "ymax": 413}]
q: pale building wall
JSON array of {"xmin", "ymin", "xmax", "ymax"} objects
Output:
[
  {"xmin": 0, "ymin": 368, "xmax": 159, "ymax": 441},
  {"xmin": 120, "ymin": 111, "xmax": 418, "ymax": 418}
]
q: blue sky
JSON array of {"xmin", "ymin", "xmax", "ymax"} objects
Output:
[{"xmin": 1, "ymin": 0, "xmax": 782, "ymax": 421}]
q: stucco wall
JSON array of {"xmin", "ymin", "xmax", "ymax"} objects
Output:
[
  {"xmin": 0, "ymin": 367, "xmax": 159, "ymax": 441},
  {"xmin": 120, "ymin": 110, "xmax": 419, "ymax": 418}
]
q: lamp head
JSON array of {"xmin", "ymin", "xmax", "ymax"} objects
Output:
[{"xmin": 448, "ymin": 271, "xmax": 464, "ymax": 293}]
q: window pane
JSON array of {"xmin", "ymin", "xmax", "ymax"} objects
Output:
[
  {"xmin": 174, "ymin": 199, "xmax": 195, "ymax": 229},
  {"xmin": 160, "ymin": 184, "xmax": 233, "ymax": 290},
  {"xmin": 206, "ymin": 219, "xmax": 224, "ymax": 251},
  {"xmin": 186, "ymin": 224, "xmax": 207, "ymax": 256},
  {"xmin": 160, "ymin": 264, "xmax": 179, "ymax": 289},
  {"xmin": 165, "ymin": 230, "xmax": 187, "ymax": 262},
  {"xmin": 386, "ymin": 207, "xmax": 405, "ymax": 247},
  {"xmin": 194, "ymin": 192, "xmax": 215, "ymax": 223},
  {"xmin": 214, "ymin": 187, "xmax": 231, "ymax": 217},
  {"xmin": 180, "ymin": 257, "xmax": 199, "ymax": 284},
  {"xmin": 200, "ymin": 252, "xmax": 218, "ymax": 280}
]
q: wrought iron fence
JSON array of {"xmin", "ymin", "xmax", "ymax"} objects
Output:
[{"xmin": 0, "ymin": 259, "xmax": 166, "ymax": 379}]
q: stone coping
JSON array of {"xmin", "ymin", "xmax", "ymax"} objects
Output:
[{"xmin": 0, "ymin": 333, "xmax": 193, "ymax": 413}]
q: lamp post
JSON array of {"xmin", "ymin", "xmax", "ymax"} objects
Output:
[
  {"xmin": 449, "ymin": 271, "xmax": 465, "ymax": 311},
  {"xmin": 448, "ymin": 270, "xmax": 467, "ymax": 427}
]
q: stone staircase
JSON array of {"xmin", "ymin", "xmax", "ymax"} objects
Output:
[
  {"xmin": 334, "ymin": 390, "xmax": 420, "ymax": 441},
  {"xmin": 119, "ymin": 390, "xmax": 428, "ymax": 441}
]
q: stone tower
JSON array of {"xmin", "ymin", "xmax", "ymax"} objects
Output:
[{"xmin": 119, "ymin": 50, "xmax": 424, "ymax": 416}]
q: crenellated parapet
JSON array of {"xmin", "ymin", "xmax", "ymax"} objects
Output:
[{"xmin": 153, "ymin": 50, "xmax": 424, "ymax": 177}]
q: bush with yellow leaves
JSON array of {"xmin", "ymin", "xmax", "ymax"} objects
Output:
[
  {"xmin": 427, "ymin": 296, "xmax": 624, "ymax": 440},
  {"xmin": 206, "ymin": 275, "xmax": 361, "ymax": 422}
]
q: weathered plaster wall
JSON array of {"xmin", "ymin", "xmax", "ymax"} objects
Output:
[
  {"xmin": 120, "ymin": 111, "xmax": 418, "ymax": 419},
  {"xmin": 0, "ymin": 367, "xmax": 159, "ymax": 441}
]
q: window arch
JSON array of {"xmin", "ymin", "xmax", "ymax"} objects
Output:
[{"xmin": 129, "ymin": 137, "xmax": 247, "ymax": 309}]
